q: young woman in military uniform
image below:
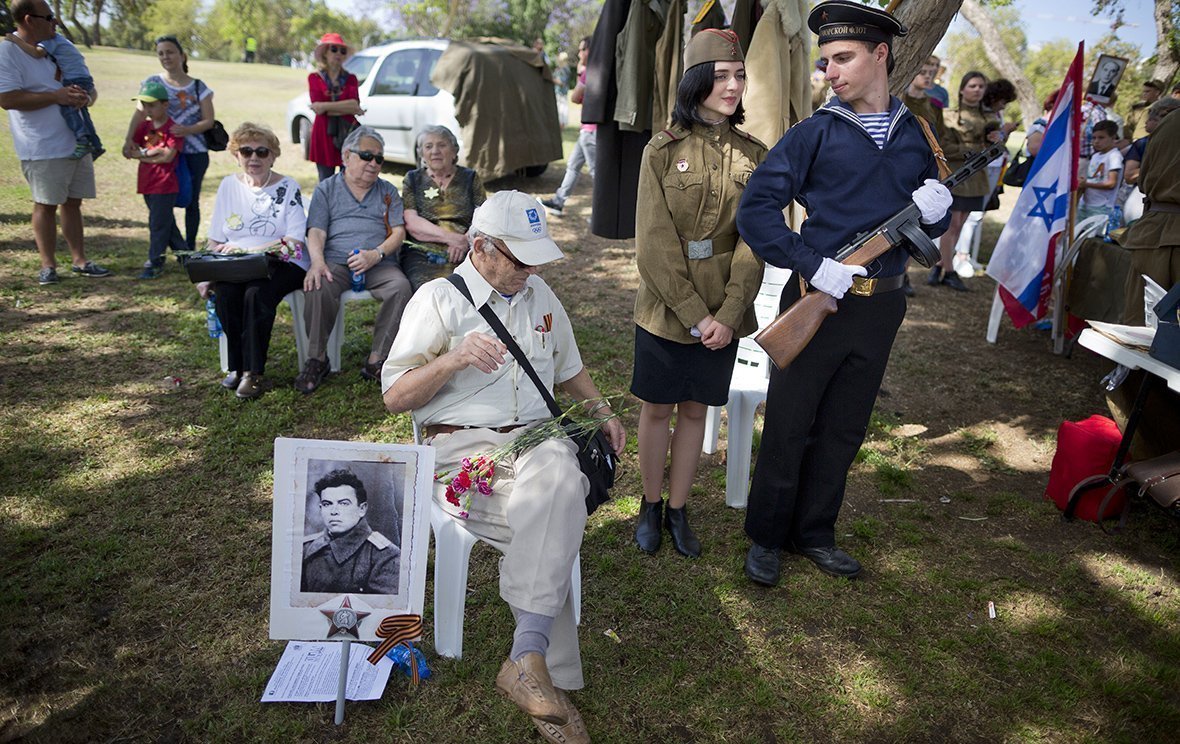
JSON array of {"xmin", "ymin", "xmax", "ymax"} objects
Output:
[
  {"xmin": 930, "ymin": 70, "xmax": 1003, "ymax": 291},
  {"xmin": 631, "ymin": 29, "xmax": 767, "ymax": 558}
]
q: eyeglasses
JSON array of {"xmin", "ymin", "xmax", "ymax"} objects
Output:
[
  {"xmin": 493, "ymin": 241, "xmax": 530, "ymax": 270},
  {"xmin": 352, "ymin": 150, "xmax": 385, "ymax": 165},
  {"xmin": 238, "ymin": 146, "xmax": 271, "ymax": 158},
  {"xmin": 28, "ymin": 12, "xmax": 55, "ymax": 22},
  {"xmin": 328, "ymin": 45, "xmax": 345, "ymax": 54}
]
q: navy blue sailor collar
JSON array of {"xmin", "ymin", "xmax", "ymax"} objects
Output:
[{"xmin": 815, "ymin": 95, "xmax": 912, "ymax": 146}]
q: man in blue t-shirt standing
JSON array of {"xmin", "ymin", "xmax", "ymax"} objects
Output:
[{"xmin": 737, "ymin": 0, "xmax": 951, "ymax": 587}]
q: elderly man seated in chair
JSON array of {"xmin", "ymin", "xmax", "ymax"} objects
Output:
[{"xmin": 381, "ymin": 190, "xmax": 625, "ymax": 744}]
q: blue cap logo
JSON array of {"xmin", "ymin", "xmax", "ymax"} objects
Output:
[{"xmin": 526, "ymin": 208, "xmax": 542, "ymax": 234}]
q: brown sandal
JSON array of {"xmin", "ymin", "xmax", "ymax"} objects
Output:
[
  {"xmin": 294, "ymin": 357, "xmax": 329, "ymax": 394},
  {"xmin": 360, "ymin": 358, "xmax": 384, "ymax": 382}
]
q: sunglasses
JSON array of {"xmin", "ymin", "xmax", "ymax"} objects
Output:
[
  {"xmin": 328, "ymin": 45, "xmax": 346, "ymax": 54},
  {"xmin": 493, "ymin": 242, "xmax": 530, "ymax": 270},
  {"xmin": 28, "ymin": 12, "xmax": 55, "ymax": 21},
  {"xmin": 238, "ymin": 146, "xmax": 271, "ymax": 158},
  {"xmin": 352, "ymin": 150, "xmax": 385, "ymax": 165}
]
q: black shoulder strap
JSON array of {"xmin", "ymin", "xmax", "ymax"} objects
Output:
[{"xmin": 445, "ymin": 274, "xmax": 562, "ymax": 418}]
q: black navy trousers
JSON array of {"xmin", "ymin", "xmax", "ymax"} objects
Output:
[
  {"xmin": 214, "ymin": 261, "xmax": 306, "ymax": 375},
  {"xmin": 744, "ymin": 278, "xmax": 907, "ymax": 550}
]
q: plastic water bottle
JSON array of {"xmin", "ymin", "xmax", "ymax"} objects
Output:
[
  {"xmin": 205, "ymin": 297, "xmax": 221, "ymax": 338},
  {"xmin": 350, "ymin": 249, "xmax": 366, "ymax": 291},
  {"xmin": 1102, "ymin": 206, "xmax": 1123, "ymax": 242}
]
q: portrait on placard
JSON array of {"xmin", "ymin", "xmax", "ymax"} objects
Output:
[
  {"xmin": 1085, "ymin": 54, "xmax": 1128, "ymax": 104},
  {"xmin": 269, "ymin": 438, "xmax": 433, "ymax": 642}
]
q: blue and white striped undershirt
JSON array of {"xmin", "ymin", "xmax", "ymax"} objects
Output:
[{"xmin": 855, "ymin": 111, "xmax": 891, "ymax": 148}]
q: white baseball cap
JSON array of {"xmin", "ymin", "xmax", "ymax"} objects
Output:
[{"xmin": 471, "ymin": 191, "xmax": 564, "ymax": 266}]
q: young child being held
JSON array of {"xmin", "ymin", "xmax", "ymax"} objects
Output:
[
  {"xmin": 4, "ymin": 28, "xmax": 103, "ymax": 159},
  {"xmin": 1077, "ymin": 120, "xmax": 1124, "ymax": 224},
  {"xmin": 127, "ymin": 81, "xmax": 185, "ymax": 279}
]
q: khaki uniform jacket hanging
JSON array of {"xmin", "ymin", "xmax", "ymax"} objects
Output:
[{"xmin": 634, "ymin": 122, "xmax": 767, "ymax": 343}]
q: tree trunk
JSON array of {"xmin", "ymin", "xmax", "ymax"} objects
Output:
[
  {"xmin": 959, "ymin": 0, "xmax": 1041, "ymax": 126},
  {"xmin": 68, "ymin": 0, "xmax": 91, "ymax": 48},
  {"xmin": 91, "ymin": 0, "xmax": 103, "ymax": 46},
  {"xmin": 888, "ymin": 0, "xmax": 965, "ymax": 97},
  {"xmin": 51, "ymin": 0, "xmax": 72, "ymax": 42},
  {"xmin": 1151, "ymin": 0, "xmax": 1179, "ymax": 86}
]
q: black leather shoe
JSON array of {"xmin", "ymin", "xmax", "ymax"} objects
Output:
[
  {"xmin": 941, "ymin": 272, "xmax": 969, "ymax": 292},
  {"xmin": 635, "ymin": 499, "xmax": 663, "ymax": 553},
  {"xmin": 744, "ymin": 543, "xmax": 780, "ymax": 586},
  {"xmin": 926, "ymin": 265, "xmax": 943, "ymax": 286},
  {"xmin": 902, "ymin": 274, "xmax": 915, "ymax": 297},
  {"xmin": 796, "ymin": 546, "xmax": 862, "ymax": 579},
  {"xmin": 664, "ymin": 505, "xmax": 701, "ymax": 558}
]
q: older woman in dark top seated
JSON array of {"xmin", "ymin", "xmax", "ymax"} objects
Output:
[
  {"xmin": 296, "ymin": 125, "xmax": 412, "ymax": 393},
  {"xmin": 399, "ymin": 125, "xmax": 486, "ymax": 290}
]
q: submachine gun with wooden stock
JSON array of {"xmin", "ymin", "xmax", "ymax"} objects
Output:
[{"xmin": 754, "ymin": 139, "xmax": 1009, "ymax": 369}]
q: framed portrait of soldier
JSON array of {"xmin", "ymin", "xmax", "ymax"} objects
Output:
[
  {"xmin": 1085, "ymin": 54, "xmax": 1127, "ymax": 105},
  {"xmin": 268, "ymin": 438, "xmax": 433, "ymax": 641}
]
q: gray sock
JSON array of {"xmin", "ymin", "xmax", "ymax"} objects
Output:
[{"xmin": 509, "ymin": 610, "xmax": 554, "ymax": 661}]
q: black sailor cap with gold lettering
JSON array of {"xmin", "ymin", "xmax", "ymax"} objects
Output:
[{"xmin": 807, "ymin": 0, "xmax": 908, "ymax": 47}]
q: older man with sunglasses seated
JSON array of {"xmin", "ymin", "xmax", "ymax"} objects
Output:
[{"xmin": 297, "ymin": 125, "xmax": 414, "ymax": 393}]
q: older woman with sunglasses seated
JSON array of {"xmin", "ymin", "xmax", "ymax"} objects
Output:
[
  {"xmin": 197, "ymin": 122, "xmax": 308, "ymax": 399},
  {"xmin": 296, "ymin": 125, "xmax": 413, "ymax": 394}
]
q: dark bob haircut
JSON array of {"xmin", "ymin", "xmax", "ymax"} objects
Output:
[
  {"xmin": 313, "ymin": 469, "xmax": 368, "ymax": 504},
  {"xmin": 982, "ymin": 79, "xmax": 1016, "ymax": 109},
  {"xmin": 671, "ymin": 61, "xmax": 746, "ymax": 129}
]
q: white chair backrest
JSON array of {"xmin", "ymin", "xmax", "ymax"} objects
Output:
[{"xmin": 1074, "ymin": 214, "xmax": 1108, "ymax": 242}]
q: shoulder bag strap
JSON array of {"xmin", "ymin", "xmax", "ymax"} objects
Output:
[
  {"xmin": 445, "ymin": 274, "xmax": 563, "ymax": 418},
  {"xmin": 915, "ymin": 115, "xmax": 952, "ymax": 180}
]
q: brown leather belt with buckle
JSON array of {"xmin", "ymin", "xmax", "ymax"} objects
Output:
[
  {"xmin": 848, "ymin": 273, "xmax": 906, "ymax": 297},
  {"xmin": 1146, "ymin": 200, "xmax": 1180, "ymax": 214},
  {"xmin": 423, "ymin": 423, "xmax": 526, "ymax": 439}
]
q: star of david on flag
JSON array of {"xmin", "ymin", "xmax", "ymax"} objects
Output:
[{"xmin": 985, "ymin": 44, "xmax": 1084, "ymax": 329}]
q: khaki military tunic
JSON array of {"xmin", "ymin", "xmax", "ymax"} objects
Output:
[
  {"xmin": 634, "ymin": 121, "xmax": 767, "ymax": 343},
  {"xmin": 301, "ymin": 517, "xmax": 400, "ymax": 595},
  {"xmin": 942, "ymin": 104, "xmax": 993, "ymax": 198},
  {"xmin": 1121, "ymin": 110, "xmax": 1180, "ymax": 324}
]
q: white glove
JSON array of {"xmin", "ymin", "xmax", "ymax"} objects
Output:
[
  {"xmin": 809, "ymin": 257, "xmax": 867, "ymax": 299},
  {"xmin": 912, "ymin": 178, "xmax": 952, "ymax": 224}
]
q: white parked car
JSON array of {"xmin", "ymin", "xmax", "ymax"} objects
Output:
[
  {"xmin": 286, "ymin": 39, "xmax": 455, "ymax": 166},
  {"xmin": 286, "ymin": 38, "xmax": 556, "ymax": 178}
]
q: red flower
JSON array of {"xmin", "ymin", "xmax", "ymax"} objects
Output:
[{"xmin": 454, "ymin": 470, "xmax": 472, "ymax": 490}]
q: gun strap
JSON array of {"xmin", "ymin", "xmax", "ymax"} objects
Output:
[{"xmin": 915, "ymin": 115, "xmax": 951, "ymax": 180}]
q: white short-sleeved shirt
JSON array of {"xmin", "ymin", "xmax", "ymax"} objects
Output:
[
  {"xmin": 0, "ymin": 41, "xmax": 76, "ymax": 161},
  {"xmin": 1082, "ymin": 148, "xmax": 1124, "ymax": 211},
  {"xmin": 381, "ymin": 258, "xmax": 584, "ymax": 428},
  {"xmin": 208, "ymin": 174, "xmax": 310, "ymax": 270}
]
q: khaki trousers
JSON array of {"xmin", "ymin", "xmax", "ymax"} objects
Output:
[
  {"xmin": 429, "ymin": 425, "xmax": 589, "ymax": 690},
  {"xmin": 302, "ymin": 261, "xmax": 412, "ymax": 360}
]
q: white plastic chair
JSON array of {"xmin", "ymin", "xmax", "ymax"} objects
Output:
[
  {"xmin": 322, "ymin": 289, "xmax": 375, "ymax": 372},
  {"xmin": 218, "ymin": 290, "xmax": 306, "ymax": 373},
  {"xmin": 413, "ymin": 420, "xmax": 581, "ymax": 659},
  {"xmin": 702, "ymin": 266, "xmax": 792, "ymax": 508}
]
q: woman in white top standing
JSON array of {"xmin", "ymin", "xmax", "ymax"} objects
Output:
[
  {"xmin": 122, "ymin": 35, "xmax": 216, "ymax": 250},
  {"xmin": 196, "ymin": 123, "xmax": 308, "ymax": 399}
]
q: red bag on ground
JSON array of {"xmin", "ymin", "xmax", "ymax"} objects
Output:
[{"xmin": 1045, "ymin": 415, "xmax": 1128, "ymax": 522}]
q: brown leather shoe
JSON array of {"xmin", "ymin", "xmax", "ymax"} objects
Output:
[
  {"xmin": 533, "ymin": 688, "xmax": 590, "ymax": 743},
  {"xmin": 495, "ymin": 652, "xmax": 567, "ymax": 725},
  {"xmin": 236, "ymin": 372, "xmax": 265, "ymax": 400}
]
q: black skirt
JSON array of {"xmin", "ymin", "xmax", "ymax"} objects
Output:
[{"xmin": 630, "ymin": 325, "xmax": 739, "ymax": 406}]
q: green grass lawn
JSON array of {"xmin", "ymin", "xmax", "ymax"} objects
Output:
[{"xmin": 2, "ymin": 48, "xmax": 1179, "ymax": 743}]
